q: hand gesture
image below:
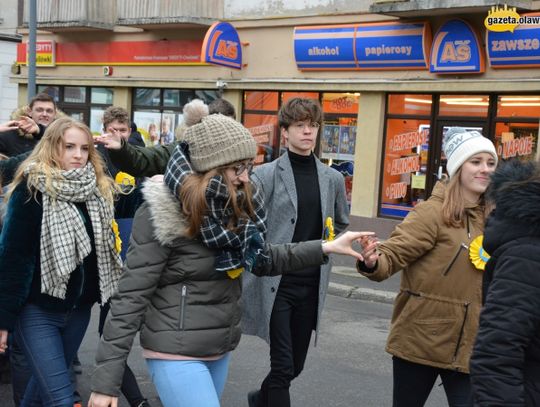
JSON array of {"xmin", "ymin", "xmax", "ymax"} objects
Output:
[
  {"xmin": 0, "ymin": 120, "xmax": 21, "ymax": 133},
  {"xmin": 0, "ymin": 329, "xmax": 7, "ymax": 354},
  {"xmin": 94, "ymin": 131, "xmax": 122, "ymax": 150},
  {"xmin": 322, "ymin": 231, "xmax": 375, "ymax": 261},
  {"xmin": 359, "ymin": 236, "xmax": 379, "ymax": 268},
  {"xmin": 18, "ymin": 116, "xmax": 39, "ymax": 135},
  {"xmin": 88, "ymin": 392, "xmax": 118, "ymax": 407}
]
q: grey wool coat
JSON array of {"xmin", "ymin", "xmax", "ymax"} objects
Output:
[{"xmin": 242, "ymin": 152, "xmax": 349, "ymax": 344}]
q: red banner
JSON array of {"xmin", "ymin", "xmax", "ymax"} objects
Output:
[{"xmin": 17, "ymin": 39, "xmax": 204, "ymax": 66}]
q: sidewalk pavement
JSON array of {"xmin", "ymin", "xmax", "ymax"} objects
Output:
[{"xmin": 328, "ymin": 266, "xmax": 398, "ymax": 304}]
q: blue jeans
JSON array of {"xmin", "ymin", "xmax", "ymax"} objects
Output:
[
  {"xmin": 146, "ymin": 353, "xmax": 231, "ymax": 407},
  {"xmin": 14, "ymin": 303, "xmax": 92, "ymax": 407}
]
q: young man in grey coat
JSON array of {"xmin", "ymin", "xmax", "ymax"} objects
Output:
[{"xmin": 244, "ymin": 97, "xmax": 349, "ymax": 407}]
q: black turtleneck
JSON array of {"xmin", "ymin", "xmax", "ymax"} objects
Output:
[{"xmin": 283, "ymin": 150, "xmax": 322, "ymax": 284}]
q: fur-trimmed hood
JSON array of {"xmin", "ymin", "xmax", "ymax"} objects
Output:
[{"xmin": 141, "ymin": 178, "xmax": 188, "ymax": 245}]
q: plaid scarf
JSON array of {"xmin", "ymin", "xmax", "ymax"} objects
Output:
[
  {"xmin": 25, "ymin": 162, "xmax": 122, "ymax": 301},
  {"xmin": 164, "ymin": 143, "xmax": 269, "ymax": 277}
]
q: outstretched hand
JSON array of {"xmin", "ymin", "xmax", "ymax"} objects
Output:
[
  {"xmin": 359, "ymin": 236, "xmax": 379, "ymax": 268},
  {"xmin": 0, "ymin": 329, "xmax": 7, "ymax": 354},
  {"xmin": 94, "ymin": 131, "xmax": 123, "ymax": 150},
  {"xmin": 0, "ymin": 120, "xmax": 23, "ymax": 133},
  {"xmin": 322, "ymin": 231, "xmax": 376, "ymax": 261}
]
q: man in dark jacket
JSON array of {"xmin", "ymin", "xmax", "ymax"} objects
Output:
[
  {"xmin": 470, "ymin": 160, "xmax": 540, "ymax": 406},
  {"xmin": 0, "ymin": 93, "xmax": 56, "ymax": 157}
]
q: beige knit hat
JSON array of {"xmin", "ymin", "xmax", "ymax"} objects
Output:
[{"xmin": 183, "ymin": 113, "xmax": 257, "ymax": 172}]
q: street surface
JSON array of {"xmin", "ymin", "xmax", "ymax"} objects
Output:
[{"xmin": 0, "ymin": 295, "xmax": 447, "ymax": 406}]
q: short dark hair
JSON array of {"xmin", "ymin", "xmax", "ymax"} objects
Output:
[
  {"xmin": 29, "ymin": 93, "xmax": 56, "ymax": 109},
  {"xmin": 208, "ymin": 98, "xmax": 236, "ymax": 119},
  {"xmin": 278, "ymin": 97, "xmax": 322, "ymax": 129},
  {"xmin": 102, "ymin": 106, "xmax": 130, "ymax": 129}
]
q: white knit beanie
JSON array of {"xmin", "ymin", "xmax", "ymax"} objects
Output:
[
  {"xmin": 183, "ymin": 114, "xmax": 257, "ymax": 172},
  {"xmin": 443, "ymin": 127, "xmax": 498, "ymax": 178}
]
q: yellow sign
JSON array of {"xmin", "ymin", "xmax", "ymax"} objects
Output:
[
  {"xmin": 411, "ymin": 174, "xmax": 426, "ymax": 190},
  {"xmin": 484, "ymin": 5, "xmax": 540, "ymax": 33},
  {"xmin": 27, "ymin": 40, "xmax": 56, "ymax": 67}
]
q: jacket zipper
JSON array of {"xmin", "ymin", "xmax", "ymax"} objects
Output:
[
  {"xmin": 179, "ymin": 285, "xmax": 187, "ymax": 330},
  {"xmin": 442, "ymin": 243, "xmax": 468, "ymax": 276},
  {"xmin": 452, "ymin": 302, "xmax": 470, "ymax": 362}
]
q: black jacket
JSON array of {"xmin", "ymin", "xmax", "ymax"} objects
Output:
[
  {"xmin": 0, "ymin": 182, "xmax": 100, "ymax": 331},
  {"xmin": 0, "ymin": 125, "xmax": 45, "ymax": 157},
  {"xmin": 470, "ymin": 160, "xmax": 540, "ymax": 406}
]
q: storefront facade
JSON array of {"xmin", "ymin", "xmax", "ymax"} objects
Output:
[{"xmin": 13, "ymin": 2, "xmax": 540, "ymax": 231}]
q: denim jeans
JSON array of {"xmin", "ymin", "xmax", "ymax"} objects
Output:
[
  {"xmin": 392, "ymin": 356, "xmax": 473, "ymax": 407},
  {"xmin": 14, "ymin": 303, "xmax": 92, "ymax": 407},
  {"xmin": 146, "ymin": 353, "xmax": 231, "ymax": 407}
]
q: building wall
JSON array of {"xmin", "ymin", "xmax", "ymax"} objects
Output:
[{"xmin": 0, "ymin": 0, "xmax": 20, "ymax": 122}]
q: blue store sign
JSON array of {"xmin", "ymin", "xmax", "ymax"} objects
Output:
[
  {"xmin": 294, "ymin": 22, "xmax": 430, "ymax": 70},
  {"xmin": 430, "ymin": 19, "xmax": 484, "ymax": 74},
  {"xmin": 356, "ymin": 22, "xmax": 430, "ymax": 69},
  {"xmin": 487, "ymin": 13, "xmax": 540, "ymax": 68},
  {"xmin": 202, "ymin": 21, "xmax": 242, "ymax": 69}
]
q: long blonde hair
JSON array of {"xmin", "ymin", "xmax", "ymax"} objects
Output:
[
  {"xmin": 179, "ymin": 166, "xmax": 255, "ymax": 238},
  {"xmin": 441, "ymin": 167, "xmax": 493, "ymax": 227},
  {"xmin": 6, "ymin": 117, "xmax": 117, "ymax": 204}
]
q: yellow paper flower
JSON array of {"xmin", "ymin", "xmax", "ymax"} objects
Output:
[
  {"xmin": 227, "ymin": 267, "xmax": 244, "ymax": 279},
  {"xmin": 111, "ymin": 219, "xmax": 122, "ymax": 254},
  {"xmin": 469, "ymin": 235, "xmax": 490, "ymax": 271},
  {"xmin": 324, "ymin": 217, "xmax": 335, "ymax": 241}
]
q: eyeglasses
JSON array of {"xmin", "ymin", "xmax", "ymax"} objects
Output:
[
  {"xmin": 233, "ymin": 161, "xmax": 254, "ymax": 176},
  {"xmin": 291, "ymin": 121, "xmax": 320, "ymax": 131}
]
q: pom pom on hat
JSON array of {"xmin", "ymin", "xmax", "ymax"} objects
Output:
[
  {"xmin": 183, "ymin": 99, "xmax": 209, "ymax": 127},
  {"xmin": 443, "ymin": 127, "xmax": 498, "ymax": 178},
  {"xmin": 183, "ymin": 114, "xmax": 257, "ymax": 172}
]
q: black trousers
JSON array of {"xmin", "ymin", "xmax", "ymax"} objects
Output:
[
  {"xmin": 259, "ymin": 280, "xmax": 319, "ymax": 407},
  {"xmin": 392, "ymin": 356, "xmax": 473, "ymax": 407}
]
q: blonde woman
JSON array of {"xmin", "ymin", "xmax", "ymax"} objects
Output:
[
  {"xmin": 0, "ymin": 117, "xmax": 122, "ymax": 406},
  {"xmin": 359, "ymin": 128, "xmax": 498, "ymax": 407}
]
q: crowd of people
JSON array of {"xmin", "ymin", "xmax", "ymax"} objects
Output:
[{"xmin": 0, "ymin": 92, "xmax": 537, "ymax": 407}]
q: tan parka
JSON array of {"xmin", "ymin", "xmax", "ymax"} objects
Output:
[{"xmin": 358, "ymin": 182, "xmax": 485, "ymax": 373}]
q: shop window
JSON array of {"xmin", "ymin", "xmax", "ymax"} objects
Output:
[
  {"xmin": 243, "ymin": 91, "xmax": 280, "ymax": 164},
  {"xmin": 245, "ymin": 91, "xmax": 279, "ymax": 111},
  {"xmin": 497, "ymin": 95, "xmax": 540, "ymax": 119},
  {"xmin": 132, "ymin": 88, "xmax": 218, "ymax": 146},
  {"xmin": 64, "ymin": 87, "xmax": 86, "ymax": 104},
  {"xmin": 134, "ymin": 89, "xmax": 161, "ymax": 107},
  {"xmin": 380, "ymin": 118, "xmax": 431, "ymax": 218},
  {"xmin": 439, "ymin": 95, "xmax": 488, "ymax": 117},
  {"xmin": 494, "ymin": 122, "xmax": 539, "ymax": 161},
  {"xmin": 320, "ymin": 93, "xmax": 359, "ymax": 206},
  {"xmin": 282, "ymin": 92, "xmax": 319, "ymax": 104},
  {"xmin": 91, "ymin": 88, "xmax": 113, "ymax": 105},
  {"xmin": 37, "ymin": 85, "xmax": 60, "ymax": 102},
  {"xmin": 37, "ymin": 85, "xmax": 113, "ymax": 133},
  {"xmin": 388, "ymin": 94, "xmax": 432, "ymax": 116}
]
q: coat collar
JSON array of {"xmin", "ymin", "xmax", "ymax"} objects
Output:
[
  {"xmin": 141, "ymin": 179, "xmax": 188, "ymax": 245},
  {"xmin": 277, "ymin": 151, "xmax": 329, "ymax": 218}
]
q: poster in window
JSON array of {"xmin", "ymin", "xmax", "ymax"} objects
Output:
[
  {"xmin": 133, "ymin": 111, "xmax": 162, "ymax": 146},
  {"xmin": 321, "ymin": 125, "xmax": 340, "ymax": 159},
  {"xmin": 338, "ymin": 126, "xmax": 355, "ymax": 160}
]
